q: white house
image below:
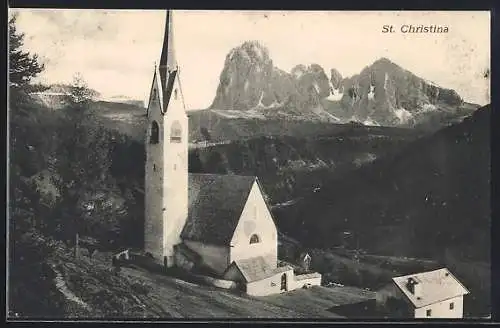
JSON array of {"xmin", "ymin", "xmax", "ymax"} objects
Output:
[
  {"xmin": 143, "ymin": 10, "xmax": 321, "ymax": 296},
  {"xmin": 376, "ymin": 268, "xmax": 469, "ymax": 318}
]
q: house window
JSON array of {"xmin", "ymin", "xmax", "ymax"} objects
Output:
[
  {"xmin": 250, "ymin": 234, "xmax": 260, "ymax": 244},
  {"xmin": 170, "ymin": 120, "xmax": 182, "ymax": 143},
  {"xmin": 449, "ymin": 302, "xmax": 454, "ymax": 310},
  {"xmin": 426, "ymin": 309, "xmax": 432, "ymax": 317},
  {"xmin": 150, "ymin": 121, "xmax": 159, "ymax": 144}
]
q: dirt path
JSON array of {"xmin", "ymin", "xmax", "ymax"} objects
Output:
[{"xmin": 51, "ymin": 264, "xmax": 91, "ymax": 312}]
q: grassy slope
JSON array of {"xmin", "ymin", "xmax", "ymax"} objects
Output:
[{"xmin": 18, "ymin": 241, "xmax": 383, "ymax": 319}]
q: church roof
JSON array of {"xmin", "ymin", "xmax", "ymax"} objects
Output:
[
  {"xmin": 158, "ymin": 10, "xmax": 181, "ymax": 113},
  {"xmin": 227, "ymin": 257, "xmax": 293, "ymax": 283},
  {"xmin": 181, "ymin": 173, "xmax": 257, "ymax": 246}
]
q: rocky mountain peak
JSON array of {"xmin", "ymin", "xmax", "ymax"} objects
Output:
[
  {"xmin": 210, "ymin": 43, "xmax": 469, "ymax": 127},
  {"xmin": 227, "ymin": 40, "xmax": 272, "ymax": 65}
]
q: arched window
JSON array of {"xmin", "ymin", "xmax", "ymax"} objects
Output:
[
  {"xmin": 170, "ymin": 120, "xmax": 182, "ymax": 143},
  {"xmin": 250, "ymin": 234, "xmax": 260, "ymax": 244},
  {"xmin": 150, "ymin": 121, "xmax": 159, "ymax": 144},
  {"xmin": 281, "ymin": 273, "xmax": 287, "ymax": 291}
]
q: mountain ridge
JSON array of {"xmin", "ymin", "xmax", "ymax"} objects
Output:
[{"xmin": 209, "ymin": 41, "xmax": 478, "ymax": 127}]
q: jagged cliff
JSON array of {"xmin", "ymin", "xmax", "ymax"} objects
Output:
[{"xmin": 210, "ymin": 41, "xmax": 476, "ymax": 127}]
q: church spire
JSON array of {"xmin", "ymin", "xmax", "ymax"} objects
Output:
[
  {"xmin": 159, "ymin": 10, "xmax": 177, "ymax": 75},
  {"xmin": 158, "ymin": 10, "xmax": 179, "ymax": 112}
]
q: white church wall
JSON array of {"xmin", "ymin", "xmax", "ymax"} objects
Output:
[
  {"xmin": 246, "ymin": 269, "xmax": 294, "ymax": 297},
  {"xmin": 184, "ymin": 240, "xmax": 230, "ymax": 276},
  {"xmin": 144, "ymin": 71, "xmax": 165, "ymax": 261},
  {"xmin": 230, "ymin": 181, "xmax": 278, "ymax": 268},
  {"xmin": 162, "ymin": 73, "xmax": 189, "ymax": 267}
]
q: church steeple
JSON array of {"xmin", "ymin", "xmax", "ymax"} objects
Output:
[
  {"xmin": 159, "ymin": 10, "xmax": 177, "ymax": 91},
  {"xmin": 157, "ymin": 10, "xmax": 180, "ymax": 113}
]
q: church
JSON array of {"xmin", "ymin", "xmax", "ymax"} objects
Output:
[{"xmin": 143, "ymin": 10, "xmax": 321, "ymax": 296}]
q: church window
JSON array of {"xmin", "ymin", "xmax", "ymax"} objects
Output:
[
  {"xmin": 152, "ymin": 88, "xmax": 156, "ymax": 99},
  {"xmin": 153, "ymin": 164, "xmax": 156, "ymax": 171},
  {"xmin": 250, "ymin": 234, "xmax": 260, "ymax": 244},
  {"xmin": 150, "ymin": 121, "xmax": 159, "ymax": 144},
  {"xmin": 170, "ymin": 120, "xmax": 182, "ymax": 143},
  {"xmin": 174, "ymin": 88, "xmax": 178, "ymax": 100}
]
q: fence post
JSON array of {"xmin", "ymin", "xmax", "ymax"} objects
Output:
[{"xmin": 75, "ymin": 232, "xmax": 79, "ymax": 259}]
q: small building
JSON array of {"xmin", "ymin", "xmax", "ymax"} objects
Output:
[
  {"xmin": 223, "ymin": 257, "xmax": 294, "ymax": 296},
  {"xmin": 376, "ymin": 268, "xmax": 469, "ymax": 318}
]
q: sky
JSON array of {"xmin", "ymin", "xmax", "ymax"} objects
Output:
[{"xmin": 11, "ymin": 9, "xmax": 491, "ymax": 109}]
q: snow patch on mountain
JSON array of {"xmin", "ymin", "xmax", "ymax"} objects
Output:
[
  {"xmin": 367, "ymin": 85, "xmax": 375, "ymax": 100},
  {"xmin": 313, "ymin": 82, "xmax": 320, "ymax": 94},
  {"xmin": 325, "ymin": 112, "xmax": 341, "ymax": 122},
  {"xmin": 384, "ymin": 72, "xmax": 390, "ymax": 90},
  {"xmin": 363, "ymin": 118, "xmax": 380, "ymax": 126},
  {"xmin": 211, "ymin": 109, "xmax": 267, "ymax": 120},
  {"xmin": 422, "ymin": 103, "xmax": 437, "ymax": 112},
  {"xmin": 394, "ymin": 107, "xmax": 413, "ymax": 123},
  {"xmin": 327, "ymin": 81, "xmax": 343, "ymax": 101}
]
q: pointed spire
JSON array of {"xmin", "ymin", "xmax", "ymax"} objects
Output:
[{"xmin": 159, "ymin": 10, "xmax": 177, "ymax": 73}]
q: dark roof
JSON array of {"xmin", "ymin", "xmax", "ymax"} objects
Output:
[
  {"xmin": 159, "ymin": 10, "xmax": 178, "ymax": 113},
  {"xmin": 181, "ymin": 173, "xmax": 256, "ymax": 246},
  {"xmin": 228, "ymin": 257, "xmax": 293, "ymax": 283}
]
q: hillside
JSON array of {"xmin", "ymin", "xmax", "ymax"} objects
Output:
[
  {"xmin": 9, "ymin": 232, "xmax": 383, "ymax": 319},
  {"xmin": 276, "ymin": 105, "xmax": 490, "ymax": 258},
  {"xmin": 189, "ymin": 127, "xmax": 423, "ymax": 204},
  {"xmin": 272, "ymin": 105, "xmax": 491, "ymax": 315}
]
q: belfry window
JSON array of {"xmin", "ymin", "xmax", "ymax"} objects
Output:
[
  {"xmin": 150, "ymin": 121, "xmax": 159, "ymax": 144},
  {"xmin": 174, "ymin": 89, "xmax": 178, "ymax": 100},
  {"xmin": 250, "ymin": 234, "xmax": 260, "ymax": 244},
  {"xmin": 170, "ymin": 120, "xmax": 182, "ymax": 143}
]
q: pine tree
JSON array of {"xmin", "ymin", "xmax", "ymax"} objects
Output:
[{"xmin": 9, "ymin": 13, "xmax": 45, "ymax": 95}]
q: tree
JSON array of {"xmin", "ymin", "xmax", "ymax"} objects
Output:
[
  {"xmin": 9, "ymin": 13, "xmax": 45, "ymax": 95},
  {"xmin": 52, "ymin": 74, "xmax": 115, "ymax": 247}
]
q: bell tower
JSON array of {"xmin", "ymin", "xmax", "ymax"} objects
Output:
[{"xmin": 144, "ymin": 10, "xmax": 189, "ymax": 268}]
